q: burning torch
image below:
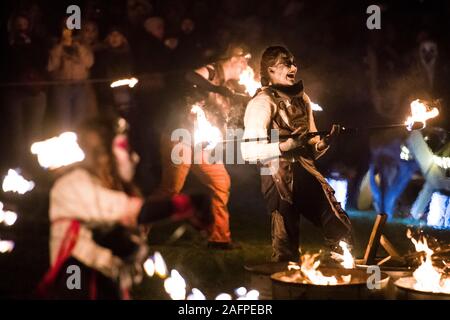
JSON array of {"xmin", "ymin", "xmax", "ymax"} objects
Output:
[{"xmin": 231, "ymin": 99, "xmax": 441, "ymax": 144}]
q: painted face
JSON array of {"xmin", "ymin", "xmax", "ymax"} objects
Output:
[
  {"xmin": 268, "ymin": 54, "xmax": 297, "ymax": 86},
  {"xmin": 420, "ymin": 41, "xmax": 438, "ymax": 66}
]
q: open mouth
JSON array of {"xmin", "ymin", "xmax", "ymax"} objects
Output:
[{"xmin": 286, "ymin": 73, "xmax": 296, "ymax": 81}]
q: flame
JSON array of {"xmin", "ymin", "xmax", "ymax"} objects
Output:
[
  {"xmin": 408, "ymin": 233, "xmax": 450, "ymax": 294},
  {"xmin": 0, "ymin": 240, "xmax": 14, "ymax": 253},
  {"xmin": 164, "ymin": 269, "xmax": 186, "ymax": 300},
  {"xmin": 215, "ymin": 293, "xmax": 232, "ymax": 300},
  {"xmin": 286, "ymin": 253, "xmax": 351, "ymax": 285},
  {"xmin": 143, "ymin": 251, "xmax": 168, "ymax": 278},
  {"xmin": 234, "ymin": 287, "xmax": 247, "ymax": 297},
  {"xmin": 236, "ymin": 289, "xmax": 260, "ymax": 300},
  {"xmin": 0, "ymin": 211, "xmax": 17, "ymax": 226},
  {"xmin": 144, "ymin": 251, "xmax": 260, "ymax": 300},
  {"xmin": 143, "ymin": 258, "xmax": 155, "ymax": 277},
  {"xmin": 331, "ymin": 241, "xmax": 355, "ymax": 269},
  {"xmin": 110, "ymin": 77, "xmax": 139, "ymax": 88},
  {"xmin": 2, "ymin": 169, "xmax": 35, "ymax": 194},
  {"xmin": 190, "ymin": 103, "xmax": 222, "ymax": 150},
  {"xmin": 238, "ymin": 66, "xmax": 261, "ymax": 96},
  {"xmin": 187, "ymin": 288, "xmax": 206, "ymax": 300},
  {"xmin": 405, "ymin": 99, "xmax": 439, "ymax": 131},
  {"xmin": 153, "ymin": 251, "xmax": 168, "ymax": 278},
  {"xmin": 31, "ymin": 132, "xmax": 85, "ymax": 170},
  {"xmin": 0, "ymin": 202, "xmax": 18, "ymax": 227}
]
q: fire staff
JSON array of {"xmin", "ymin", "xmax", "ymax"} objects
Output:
[{"xmin": 241, "ymin": 46, "xmax": 353, "ymax": 262}]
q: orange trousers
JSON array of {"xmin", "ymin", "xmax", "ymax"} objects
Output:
[{"xmin": 151, "ymin": 135, "xmax": 232, "ymax": 243}]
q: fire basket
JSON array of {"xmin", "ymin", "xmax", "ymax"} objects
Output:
[
  {"xmin": 394, "ymin": 277, "xmax": 450, "ymax": 300},
  {"xmin": 271, "ymin": 267, "xmax": 390, "ymax": 300},
  {"xmin": 245, "ymin": 262, "xmax": 288, "ymax": 300}
]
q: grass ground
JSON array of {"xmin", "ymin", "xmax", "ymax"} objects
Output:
[{"xmin": 1, "ymin": 164, "xmax": 449, "ymax": 299}]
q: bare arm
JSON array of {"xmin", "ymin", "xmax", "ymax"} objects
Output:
[{"xmin": 185, "ymin": 66, "xmax": 234, "ymax": 97}]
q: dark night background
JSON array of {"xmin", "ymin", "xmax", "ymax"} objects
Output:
[{"xmin": 0, "ymin": 0, "xmax": 449, "ymax": 299}]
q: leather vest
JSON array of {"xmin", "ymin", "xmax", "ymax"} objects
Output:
[{"xmin": 259, "ymin": 85, "xmax": 351, "ymax": 231}]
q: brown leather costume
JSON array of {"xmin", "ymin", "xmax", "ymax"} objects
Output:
[{"xmin": 256, "ymin": 83, "xmax": 353, "ymax": 261}]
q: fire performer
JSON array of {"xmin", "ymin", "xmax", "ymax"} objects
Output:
[
  {"xmin": 38, "ymin": 118, "xmax": 211, "ymax": 299},
  {"xmin": 152, "ymin": 45, "xmax": 250, "ymax": 249},
  {"xmin": 241, "ymin": 46, "xmax": 353, "ymax": 262}
]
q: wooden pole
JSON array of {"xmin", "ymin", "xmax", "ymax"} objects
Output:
[
  {"xmin": 363, "ymin": 213, "xmax": 387, "ymax": 265},
  {"xmin": 380, "ymin": 234, "xmax": 401, "ymax": 259}
]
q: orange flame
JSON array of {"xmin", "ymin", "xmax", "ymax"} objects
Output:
[
  {"xmin": 405, "ymin": 99, "xmax": 439, "ymax": 131},
  {"xmin": 110, "ymin": 77, "xmax": 138, "ymax": 88},
  {"xmin": 286, "ymin": 253, "xmax": 351, "ymax": 285},
  {"xmin": 331, "ymin": 241, "xmax": 355, "ymax": 269},
  {"xmin": 408, "ymin": 231, "xmax": 450, "ymax": 294},
  {"xmin": 190, "ymin": 103, "xmax": 222, "ymax": 150},
  {"xmin": 238, "ymin": 66, "xmax": 261, "ymax": 96},
  {"xmin": 30, "ymin": 132, "xmax": 85, "ymax": 170}
]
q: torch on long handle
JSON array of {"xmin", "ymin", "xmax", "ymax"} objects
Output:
[{"xmin": 221, "ymin": 123, "xmax": 410, "ymax": 144}]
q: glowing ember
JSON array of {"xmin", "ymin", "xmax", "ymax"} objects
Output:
[
  {"xmin": 407, "ymin": 231, "xmax": 450, "ymax": 294},
  {"xmin": 110, "ymin": 77, "xmax": 139, "ymax": 88},
  {"xmin": 191, "ymin": 103, "xmax": 222, "ymax": 150},
  {"xmin": 331, "ymin": 241, "xmax": 355, "ymax": 269},
  {"xmin": 31, "ymin": 132, "xmax": 85, "ymax": 170},
  {"xmin": 186, "ymin": 288, "xmax": 206, "ymax": 300},
  {"xmin": 0, "ymin": 240, "xmax": 14, "ymax": 253},
  {"xmin": 286, "ymin": 253, "xmax": 351, "ymax": 285},
  {"xmin": 164, "ymin": 269, "xmax": 187, "ymax": 300},
  {"xmin": 405, "ymin": 99, "xmax": 439, "ymax": 131},
  {"xmin": 238, "ymin": 66, "xmax": 261, "ymax": 96},
  {"xmin": 2, "ymin": 169, "xmax": 35, "ymax": 194}
]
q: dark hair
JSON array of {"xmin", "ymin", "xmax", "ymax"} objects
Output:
[
  {"xmin": 219, "ymin": 42, "xmax": 250, "ymax": 60},
  {"xmin": 260, "ymin": 46, "xmax": 293, "ymax": 86}
]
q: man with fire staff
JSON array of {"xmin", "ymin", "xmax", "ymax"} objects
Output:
[
  {"xmin": 241, "ymin": 46, "xmax": 353, "ymax": 262},
  {"xmin": 150, "ymin": 45, "xmax": 250, "ymax": 249}
]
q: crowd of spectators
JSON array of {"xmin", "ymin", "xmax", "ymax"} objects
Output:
[{"xmin": 0, "ymin": 0, "xmax": 449, "ymax": 198}]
